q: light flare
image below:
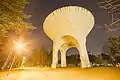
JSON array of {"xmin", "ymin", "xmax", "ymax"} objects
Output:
[{"xmin": 13, "ymin": 40, "xmax": 28, "ymax": 53}]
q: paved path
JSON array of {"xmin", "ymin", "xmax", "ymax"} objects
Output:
[{"xmin": 0, "ymin": 67, "xmax": 120, "ymax": 80}]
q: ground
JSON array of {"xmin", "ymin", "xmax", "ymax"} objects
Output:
[{"xmin": 0, "ymin": 67, "xmax": 120, "ymax": 80}]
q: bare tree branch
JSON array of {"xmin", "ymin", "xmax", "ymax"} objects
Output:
[{"xmin": 98, "ymin": 0, "xmax": 120, "ymax": 31}]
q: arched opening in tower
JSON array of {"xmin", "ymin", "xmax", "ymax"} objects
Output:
[
  {"xmin": 58, "ymin": 35, "xmax": 81, "ymax": 67},
  {"xmin": 66, "ymin": 47, "xmax": 80, "ymax": 67}
]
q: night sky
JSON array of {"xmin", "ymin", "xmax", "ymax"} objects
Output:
[{"xmin": 24, "ymin": 0, "xmax": 120, "ymax": 55}]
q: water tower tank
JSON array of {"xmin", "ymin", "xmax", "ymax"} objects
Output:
[{"xmin": 43, "ymin": 6, "xmax": 94, "ymax": 40}]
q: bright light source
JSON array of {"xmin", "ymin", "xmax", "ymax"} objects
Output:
[
  {"xmin": 23, "ymin": 56, "xmax": 26, "ymax": 60},
  {"xmin": 13, "ymin": 40, "xmax": 27, "ymax": 53}
]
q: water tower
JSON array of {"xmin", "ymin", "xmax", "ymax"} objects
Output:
[{"xmin": 43, "ymin": 6, "xmax": 95, "ymax": 68}]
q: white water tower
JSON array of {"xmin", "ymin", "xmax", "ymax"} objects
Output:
[{"xmin": 43, "ymin": 6, "xmax": 95, "ymax": 68}]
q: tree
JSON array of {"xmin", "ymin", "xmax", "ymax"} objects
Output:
[
  {"xmin": 47, "ymin": 50, "xmax": 52, "ymax": 66},
  {"xmin": 107, "ymin": 36, "xmax": 120, "ymax": 55},
  {"xmin": 101, "ymin": 53, "xmax": 113, "ymax": 64},
  {"xmin": 0, "ymin": 0, "xmax": 35, "ymax": 68},
  {"xmin": 89, "ymin": 54, "xmax": 99, "ymax": 64},
  {"xmin": 97, "ymin": 0, "xmax": 120, "ymax": 32},
  {"xmin": 0, "ymin": 0, "xmax": 35, "ymax": 38},
  {"xmin": 66, "ymin": 54, "xmax": 80, "ymax": 66},
  {"xmin": 0, "ymin": 0, "xmax": 35, "ymax": 43},
  {"xmin": 114, "ymin": 55, "xmax": 120, "ymax": 63},
  {"xmin": 102, "ymin": 36, "xmax": 120, "ymax": 64},
  {"xmin": 25, "ymin": 47, "xmax": 50, "ymax": 67}
]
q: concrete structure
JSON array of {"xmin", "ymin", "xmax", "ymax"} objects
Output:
[{"xmin": 43, "ymin": 6, "xmax": 95, "ymax": 68}]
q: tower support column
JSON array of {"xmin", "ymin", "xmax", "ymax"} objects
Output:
[
  {"xmin": 77, "ymin": 38, "xmax": 91, "ymax": 68},
  {"xmin": 51, "ymin": 38, "xmax": 60, "ymax": 68},
  {"xmin": 60, "ymin": 49, "xmax": 67, "ymax": 67}
]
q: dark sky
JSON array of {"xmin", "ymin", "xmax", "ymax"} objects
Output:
[{"xmin": 24, "ymin": 0, "xmax": 120, "ymax": 55}]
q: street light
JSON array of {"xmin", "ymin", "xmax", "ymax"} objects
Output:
[
  {"xmin": 13, "ymin": 40, "xmax": 29, "ymax": 67},
  {"xmin": 2, "ymin": 39, "xmax": 28, "ymax": 76},
  {"xmin": 21, "ymin": 56, "xmax": 26, "ymax": 67},
  {"xmin": 13, "ymin": 40, "xmax": 27, "ymax": 53},
  {"xmin": 2, "ymin": 40, "xmax": 26, "ymax": 70}
]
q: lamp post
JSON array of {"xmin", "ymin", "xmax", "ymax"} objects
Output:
[
  {"xmin": 7, "ymin": 40, "xmax": 26, "ymax": 75},
  {"xmin": 21, "ymin": 56, "xmax": 26, "ymax": 67}
]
